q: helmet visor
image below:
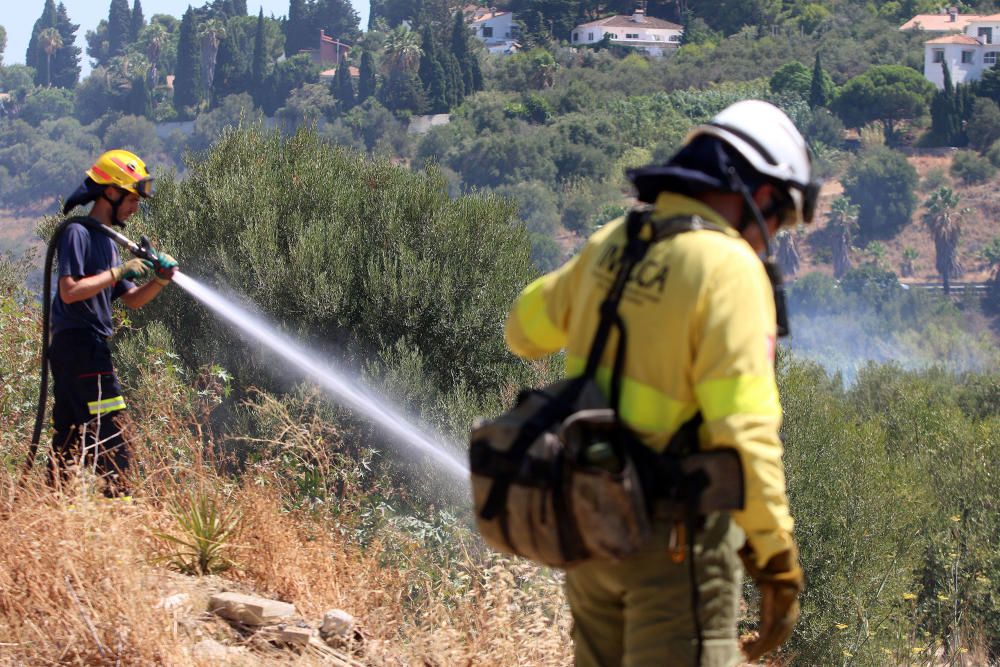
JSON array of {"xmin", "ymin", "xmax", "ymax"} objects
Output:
[{"xmin": 134, "ymin": 177, "xmax": 155, "ymax": 198}]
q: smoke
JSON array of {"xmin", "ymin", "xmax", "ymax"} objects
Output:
[{"xmin": 783, "ymin": 309, "xmax": 995, "ymax": 385}]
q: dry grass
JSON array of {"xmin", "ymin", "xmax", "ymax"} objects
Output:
[
  {"xmin": 0, "ymin": 469, "xmax": 571, "ymax": 666},
  {"xmin": 0, "ymin": 354, "xmax": 572, "ymax": 667}
]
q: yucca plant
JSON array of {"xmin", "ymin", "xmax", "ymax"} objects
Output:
[{"xmin": 155, "ymin": 489, "xmax": 240, "ymax": 575}]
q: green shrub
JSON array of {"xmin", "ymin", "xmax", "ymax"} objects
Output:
[
  {"xmin": 842, "ymin": 146, "xmax": 918, "ymax": 241},
  {"xmin": 132, "ymin": 124, "xmax": 540, "ymax": 432},
  {"xmin": 921, "ymin": 166, "xmax": 951, "ymax": 191},
  {"xmin": 950, "ymin": 150, "xmax": 996, "ymax": 185}
]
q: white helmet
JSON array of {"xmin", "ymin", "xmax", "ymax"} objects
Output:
[{"xmin": 684, "ymin": 100, "xmax": 820, "ymax": 226}]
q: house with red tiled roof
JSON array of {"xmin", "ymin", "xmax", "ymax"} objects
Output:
[
  {"xmin": 571, "ymin": 9, "xmax": 682, "ymax": 57},
  {"xmin": 299, "ymin": 29, "xmax": 350, "ymax": 68},
  {"xmin": 468, "ymin": 8, "xmax": 520, "ymax": 54},
  {"xmin": 906, "ymin": 10, "xmax": 1000, "ymax": 88},
  {"xmin": 900, "ymin": 7, "xmax": 983, "ymax": 33}
]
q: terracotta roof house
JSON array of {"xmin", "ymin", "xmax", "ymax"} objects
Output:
[
  {"xmin": 299, "ymin": 29, "xmax": 350, "ymax": 68},
  {"xmin": 571, "ymin": 9, "xmax": 682, "ymax": 57},
  {"xmin": 905, "ymin": 11, "xmax": 1000, "ymax": 88},
  {"xmin": 900, "ymin": 8, "xmax": 983, "ymax": 32},
  {"xmin": 468, "ymin": 8, "xmax": 520, "ymax": 54}
]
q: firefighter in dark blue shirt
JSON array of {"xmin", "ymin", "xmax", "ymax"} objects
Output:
[{"xmin": 50, "ymin": 149, "xmax": 177, "ymax": 496}]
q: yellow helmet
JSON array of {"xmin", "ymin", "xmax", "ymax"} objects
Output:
[{"xmin": 86, "ymin": 149, "xmax": 154, "ymax": 198}]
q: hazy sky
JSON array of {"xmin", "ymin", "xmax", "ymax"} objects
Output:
[{"xmin": 2, "ymin": 0, "xmax": 370, "ymax": 76}]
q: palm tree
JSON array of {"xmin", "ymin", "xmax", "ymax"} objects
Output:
[
  {"xmin": 38, "ymin": 27, "xmax": 63, "ymax": 87},
  {"xmin": 382, "ymin": 26, "xmax": 421, "ymax": 74},
  {"xmin": 827, "ymin": 196, "xmax": 858, "ymax": 279},
  {"xmin": 143, "ymin": 22, "xmax": 167, "ymax": 87},
  {"xmin": 199, "ymin": 18, "xmax": 226, "ymax": 99},
  {"xmin": 776, "ymin": 230, "xmax": 800, "ymax": 277},
  {"xmin": 923, "ymin": 186, "xmax": 964, "ymax": 294}
]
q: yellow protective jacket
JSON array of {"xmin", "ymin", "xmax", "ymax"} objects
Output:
[{"xmin": 504, "ymin": 192, "xmax": 795, "ymax": 567}]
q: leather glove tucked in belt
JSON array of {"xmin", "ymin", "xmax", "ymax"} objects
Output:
[
  {"xmin": 739, "ymin": 542, "xmax": 804, "ymax": 663},
  {"xmin": 111, "ymin": 258, "xmax": 153, "ymax": 282}
]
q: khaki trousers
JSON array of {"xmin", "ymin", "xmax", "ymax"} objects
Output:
[{"xmin": 565, "ymin": 513, "xmax": 743, "ymax": 667}]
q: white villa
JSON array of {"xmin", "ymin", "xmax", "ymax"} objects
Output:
[
  {"xmin": 468, "ymin": 7, "xmax": 520, "ymax": 55},
  {"xmin": 571, "ymin": 9, "xmax": 683, "ymax": 57},
  {"xmin": 903, "ymin": 10, "xmax": 1000, "ymax": 88}
]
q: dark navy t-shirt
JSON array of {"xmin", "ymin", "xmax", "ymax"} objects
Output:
[{"xmin": 51, "ymin": 218, "xmax": 135, "ymax": 338}]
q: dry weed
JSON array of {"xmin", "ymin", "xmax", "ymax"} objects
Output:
[{"xmin": 0, "ymin": 476, "xmax": 191, "ymax": 664}]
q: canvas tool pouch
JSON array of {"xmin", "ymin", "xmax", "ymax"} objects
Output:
[
  {"xmin": 469, "ymin": 377, "xmax": 609, "ymax": 568},
  {"xmin": 560, "ymin": 408, "xmax": 651, "ymax": 561}
]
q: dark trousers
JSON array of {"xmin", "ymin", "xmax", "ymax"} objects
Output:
[{"xmin": 48, "ymin": 330, "xmax": 130, "ymax": 496}]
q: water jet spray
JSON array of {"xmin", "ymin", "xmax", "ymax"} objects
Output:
[{"xmin": 28, "ymin": 221, "xmax": 468, "ymax": 485}]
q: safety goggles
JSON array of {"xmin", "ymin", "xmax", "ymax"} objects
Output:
[
  {"xmin": 774, "ymin": 178, "xmax": 821, "ymax": 227},
  {"xmin": 133, "ymin": 176, "xmax": 155, "ymax": 198},
  {"xmin": 793, "ymin": 178, "xmax": 821, "ymax": 224}
]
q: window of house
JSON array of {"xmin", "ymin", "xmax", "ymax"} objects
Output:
[
  {"xmin": 986, "ymin": 51, "xmax": 999, "ymax": 64},
  {"xmin": 573, "ymin": 32, "xmax": 578, "ymax": 42},
  {"xmin": 482, "ymin": 26, "xmax": 493, "ymax": 38},
  {"xmin": 669, "ymin": 34, "xmax": 681, "ymax": 42},
  {"xmin": 962, "ymin": 50, "xmax": 974, "ymax": 63},
  {"xmin": 626, "ymin": 33, "xmax": 639, "ymax": 39},
  {"xmin": 933, "ymin": 49, "xmax": 944, "ymax": 63},
  {"xmin": 588, "ymin": 32, "xmax": 594, "ymax": 40},
  {"xmin": 980, "ymin": 27, "xmax": 993, "ymax": 44},
  {"xmin": 653, "ymin": 34, "xmax": 662, "ymax": 41}
]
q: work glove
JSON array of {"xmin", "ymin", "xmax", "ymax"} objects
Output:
[
  {"xmin": 152, "ymin": 250, "xmax": 178, "ymax": 286},
  {"xmin": 740, "ymin": 542, "xmax": 804, "ymax": 663},
  {"xmin": 111, "ymin": 258, "xmax": 153, "ymax": 282}
]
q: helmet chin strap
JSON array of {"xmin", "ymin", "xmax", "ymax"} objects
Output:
[
  {"xmin": 100, "ymin": 188, "xmax": 129, "ymax": 228},
  {"xmin": 726, "ymin": 166, "xmax": 791, "ymax": 338}
]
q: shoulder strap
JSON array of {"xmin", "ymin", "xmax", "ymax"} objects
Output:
[
  {"xmin": 582, "ymin": 206, "xmax": 653, "ymax": 379},
  {"xmin": 583, "ymin": 209, "xmax": 727, "ymax": 411}
]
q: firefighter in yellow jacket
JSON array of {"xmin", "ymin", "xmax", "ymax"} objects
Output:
[{"xmin": 504, "ymin": 100, "xmax": 819, "ymax": 667}]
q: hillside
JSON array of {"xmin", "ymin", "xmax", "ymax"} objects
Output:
[
  {"xmin": 8, "ymin": 150, "xmax": 1000, "ymax": 286},
  {"xmin": 6, "ymin": 0, "xmax": 1000, "ymax": 661}
]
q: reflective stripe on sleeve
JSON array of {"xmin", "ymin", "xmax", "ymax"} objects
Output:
[
  {"xmin": 565, "ymin": 355, "xmax": 697, "ymax": 435},
  {"xmin": 694, "ymin": 375, "xmax": 781, "ymax": 422},
  {"xmin": 514, "ymin": 276, "xmax": 566, "ymax": 351},
  {"xmin": 87, "ymin": 396, "xmax": 126, "ymax": 416}
]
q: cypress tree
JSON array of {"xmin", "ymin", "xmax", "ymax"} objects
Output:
[
  {"xmin": 127, "ymin": 72, "xmax": 152, "ymax": 116},
  {"xmin": 378, "ymin": 67, "xmax": 427, "ymax": 114},
  {"xmin": 450, "ymin": 10, "xmax": 471, "ymax": 96},
  {"xmin": 358, "ymin": 49, "xmax": 376, "ymax": 102},
  {"xmin": 943, "ymin": 62, "xmax": 963, "ymax": 144},
  {"xmin": 333, "ymin": 59, "xmax": 355, "ymax": 109},
  {"xmin": 418, "ymin": 25, "xmax": 448, "ymax": 113},
  {"xmin": 213, "ymin": 28, "xmax": 250, "ymax": 101},
  {"xmin": 130, "ymin": 0, "xmax": 144, "ymax": 41},
  {"xmin": 26, "ymin": 0, "xmax": 58, "ymax": 86},
  {"xmin": 443, "ymin": 51, "xmax": 462, "ymax": 108},
  {"xmin": 469, "ymin": 46, "xmax": 483, "ymax": 92},
  {"xmin": 173, "ymin": 6, "xmax": 202, "ymax": 112},
  {"xmin": 251, "ymin": 8, "xmax": 267, "ymax": 105},
  {"xmin": 285, "ymin": 0, "xmax": 311, "ymax": 57},
  {"xmin": 51, "ymin": 3, "xmax": 82, "ymax": 89},
  {"xmin": 809, "ymin": 51, "xmax": 827, "ymax": 109},
  {"xmin": 107, "ymin": 0, "xmax": 132, "ymax": 57},
  {"xmin": 233, "ymin": 0, "xmax": 248, "ymax": 15}
]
